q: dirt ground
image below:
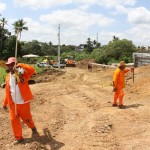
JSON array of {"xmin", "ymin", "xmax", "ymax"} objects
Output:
[{"xmin": 0, "ymin": 62, "xmax": 150, "ymax": 150}]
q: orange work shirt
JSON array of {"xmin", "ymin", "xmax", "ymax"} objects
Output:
[
  {"xmin": 113, "ymin": 68, "xmax": 129, "ymax": 89},
  {"xmin": 3, "ymin": 63, "xmax": 35, "ymax": 106}
]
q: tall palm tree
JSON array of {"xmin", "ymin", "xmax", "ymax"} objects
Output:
[
  {"xmin": 12, "ymin": 19, "xmax": 28, "ymax": 41},
  {"xmin": 0, "ymin": 17, "xmax": 7, "ymax": 29},
  {"xmin": 12, "ymin": 19, "xmax": 28, "ymax": 58}
]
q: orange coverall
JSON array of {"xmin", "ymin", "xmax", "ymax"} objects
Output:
[
  {"xmin": 113, "ymin": 68, "xmax": 130, "ymax": 105},
  {"xmin": 3, "ymin": 63, "xmax": 36, "ymax": 140}
]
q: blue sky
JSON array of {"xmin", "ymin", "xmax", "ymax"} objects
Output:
[{"xmin": 0, "ymin": 0, "xmax": 150, "ymax": 47}]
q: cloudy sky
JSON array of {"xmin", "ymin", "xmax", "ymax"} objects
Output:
[{"xmin": 0, "ymin": 0, "xmax": 150, "ymax": 47}]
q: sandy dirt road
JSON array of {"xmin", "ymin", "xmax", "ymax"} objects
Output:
[{"xmin": 0, "ymin": 65, "xmax": 150, "ymax": 150}]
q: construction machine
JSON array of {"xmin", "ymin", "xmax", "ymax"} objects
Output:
[{"xmin": 65, "ymin": 56, "xmax": 76, "ymax": 67}]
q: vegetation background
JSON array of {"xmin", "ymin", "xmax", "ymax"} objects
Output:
[{"xmin": 0, "ymin": 15, "xmax": 148, "ymax": 84}]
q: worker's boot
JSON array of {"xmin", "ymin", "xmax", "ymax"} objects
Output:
[
  {"xmin": 118, "ymin": 105, "xmax": 125, "ymax": 109},
  {"xmin": 13, "ymin": 138, "xmax": 24, "ymax": 145},
  {"xmin": 32, "ymin": 127, "xmax": 39, "ymax": 139},
  {"xmin": 112, "ymin": 103, "xmax": 118, "ymax": 107},
  {"xmin": 32, "ymin": 127, "xmax": 38, "ymax": 134}
]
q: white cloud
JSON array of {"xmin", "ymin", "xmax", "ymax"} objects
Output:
[
  {"xmin": 115, "ymin": 5, "xmax": 129, "ymax": 14},
  {"xmin": 38, "ymin": 9, "xmax": 115, "ymax": 44},
  {"xmin": 8, "ymin": 0, "xmax": 150, "ymax": 47},
  {"xmin": 127, "ymin": 7, "xmax": 150, "ymax": 24},
  {"xmin": 19, "ymin": 17, "xmax": 57, "ymax": 43},
  {"xmin": 13, "ymin": 0, "xmax": 72, "ymax": 9},
  {"xmin": 13, "ymin": 0, "xmax": 136, "ymax": 9},
  {"xmin": 40, "ymin": 9, "xmax": 115, "ymax": 28},
  {"xmin": 15, "ymin": 8, "xmax": 114, "ymax": 45},
  {"xmin": 78, "ymin": 5, "xmax": 90, "ymax": 11},
  {"xmin": 0, "ymin": 2, "xmax": 7, "ymax": 13},
  {"xmin": 126, "ymin": 24, "xmax": 150, "ymax": 46},
  {"xmin": 96, "ymin": 0, "xmax": 136, "ymax": 8},
  {"xmin": 110, "ymin": 5, "xmax": 150, "ymax": 46},
  {"xmin": 96, "ymin": 31, "xmax": 124, "ymax": 45}
]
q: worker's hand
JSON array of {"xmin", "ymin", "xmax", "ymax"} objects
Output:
[
  {"xmin": 130, "ymin": 67, "xmax": 134, "ymax": 73},
  {"xmin": 15, "ymin": 67, "xmax": 25, "ymax": 78},
  {"xmin": 3, "ymin": 106, "xmax": 7, "ymax": 110},
  {"xmin": 17, "ymin": 67, "xmax": 25, "ymax": 76},
  {"xmin": 113, "ymin": 87, "xmax": 117, "ymax": 92}
]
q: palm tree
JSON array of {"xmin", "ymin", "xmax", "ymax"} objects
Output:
[
  {"xmin": 12, "ymin": 19, "xmax": 28, "ymax": 58},
  {"xmin": 12, "ymin": 19, "xmax": 28, "ymax": 41},
  {"xmin": 113, "ymin": 35, "xmax": 119, "ymax": 41},
  {"xmin": 0, "ymin": 17, "xmax": 7, "ymax": 29}
]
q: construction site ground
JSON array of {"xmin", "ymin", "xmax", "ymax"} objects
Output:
[{"xmin": 0, "ymin": 61, "xmax": 150, "ymax": 150}]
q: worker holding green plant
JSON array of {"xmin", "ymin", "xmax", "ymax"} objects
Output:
[{"xmin": 3, "ymin": 57, "xmax": 38, "ymax": 145}]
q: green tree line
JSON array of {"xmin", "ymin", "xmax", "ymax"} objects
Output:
[{"xmin": 0, "ymin": 15, "xmax": 138, "ymax": 64}]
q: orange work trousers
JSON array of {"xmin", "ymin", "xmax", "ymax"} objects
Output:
[
  {"xmin": 113, "ymin": 88, "xmax": 124, "ymax": 105},
  {"xmin": 9, "ymin": 102, "xmax": 35, "ymax": 140}
]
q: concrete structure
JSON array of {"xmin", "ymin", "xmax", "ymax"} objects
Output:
[{"xmin": 133, "ymin": 53, "xmax": 150, "ymax": 67}]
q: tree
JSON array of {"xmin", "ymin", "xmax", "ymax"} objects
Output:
[
  {"xmin": 113, "ymin": 36, "xmax": 119, "ymax": 41},
  {"xmin": 12, "ymin": 19, "xmax": 28, "ymax": 58},
  {"xmin": 12, "ymin": 19, "xmax": 28, "ymax": 41},
  {"xmin": 4, "ymin": 35, "xmax": 22, "ymax": 58},
  {"xmin": 93, "ymin": 40, "xmax": 97, "ymax": 48},
  {"xmin": 21, "ymin": 40, "xmax": 41, "ymax": 56},
  {"xmin": 93, "ymin": 40, "xmax": 101, "ymax": 48},
  {"xmin": 0, "ymin": 17, "xmax": 7, "ymax": 29},
  {"xmin": 85, "ymin": 38, "xmax": 93, "ymax": 53},
  {"xmin": 40, "ymin": 42, "xmax": 51, "ymax": 56},
  {"xmin": 0, "ymin": 17, "xmax": 11, "ymax": 57},
  {"xmin": 91, "ymin": 39, "xmax": 137, "ymax": 64},
  {"xmin": 96, "ymin": 42, "xmax": 101, "ymax": 48}
]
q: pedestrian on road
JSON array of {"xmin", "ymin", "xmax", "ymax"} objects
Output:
[
  {"xmin": 3, "ymin": 57, "xmax": 38, "ymax": 145},
  {"xmin": 112, "ymin": 61, "xmax": 134, "ymax": 109}
]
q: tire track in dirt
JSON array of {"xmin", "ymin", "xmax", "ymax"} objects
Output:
[{"xmin": 46, "ymin": 68, "xmax": 120, "ymax": 149}]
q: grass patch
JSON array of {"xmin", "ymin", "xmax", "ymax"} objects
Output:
[
  {"xmin": 0, "ymin": 67, "xmax": 7, "ymax": 84},
  {"xmin": 33, "ymin": 64, "xmax": 49, "ymax": 74}
]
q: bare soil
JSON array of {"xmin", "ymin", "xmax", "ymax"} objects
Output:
[{"xmin": 0, "ymin": 62, "xmax": 150, "ymax": 150}]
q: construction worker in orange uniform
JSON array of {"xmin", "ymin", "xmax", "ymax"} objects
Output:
[
  {"xmin": 112, "ymin": 61, "xmax": 134, "ymax": 109},
  {"xmin": 3, "ymin": 57, "xmax": 38, "ymax": 145}
]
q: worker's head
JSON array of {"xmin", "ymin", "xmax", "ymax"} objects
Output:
[
  {"xmin": 118, "ymin": 61, "xmax": 125, "ymax": 70},
  {"xmin": 5, "ymin": 57, "xmax": 17, "ymax": 73}
]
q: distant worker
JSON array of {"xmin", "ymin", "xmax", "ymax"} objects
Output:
[
  {"xmin": 112, "ymin": 61, "xmax": 134, "ymax": 109},
  {"xmin": 88, "ymin": 63, "xmax": 92, "ymax": 71},
  {"xmin": 3, "ymin": 57, "xmax": 38, "ymax": 145}
]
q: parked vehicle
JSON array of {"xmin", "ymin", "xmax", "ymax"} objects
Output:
[
  {"xmin": 37, "ymin": 62, "xmax": 51, "ymax": 67},
  {"xmin": 53, "ymin": 63, "xmax": 66, "ymax": 68}
]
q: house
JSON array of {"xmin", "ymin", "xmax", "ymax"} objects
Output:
[{"xmin": 76, "ymin": 44, "xmax": 85, "ymax": 52}]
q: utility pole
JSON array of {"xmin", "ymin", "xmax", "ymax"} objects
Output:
[
  {"xmin": 58, "ymin": 24, "xmax": 60, "ymax": 69},
  {"xmin": 97, "ymin": 33, "xmax": 99, "ymax": 43},
  {"xmin": 14, "ymin": 27, "xmax": 22, "ymax": 117}
]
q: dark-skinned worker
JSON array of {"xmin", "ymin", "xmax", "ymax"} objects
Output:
[
  {"xmin": 3, "ymin": 57, "xmax": 38, "ymax": 145},
  {"xmin": 112, "ymin": 61, "xmax": 134, "ymax": 109}
]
